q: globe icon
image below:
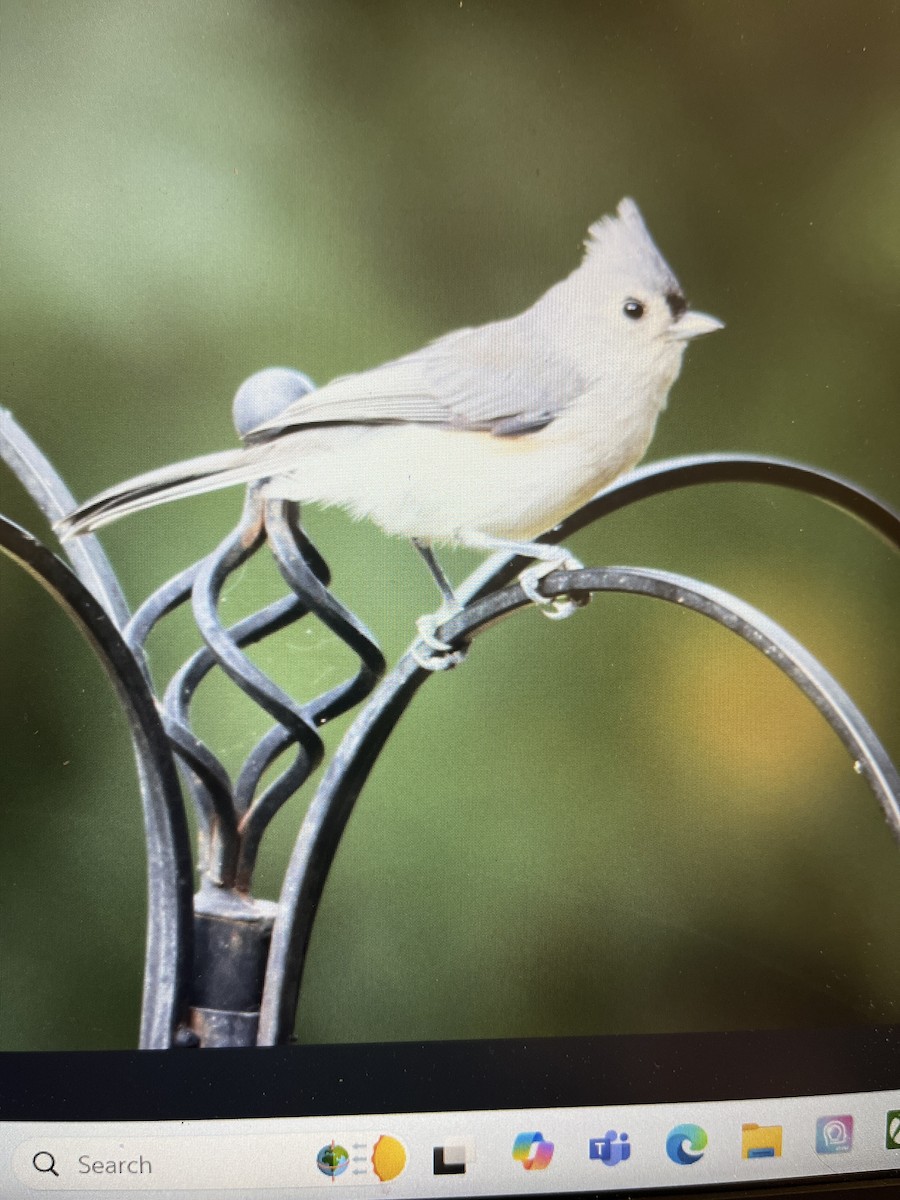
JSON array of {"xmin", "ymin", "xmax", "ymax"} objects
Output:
[{"xmin": 317, "ymin": 1142, "xmax": 350, "ymax": 1178}]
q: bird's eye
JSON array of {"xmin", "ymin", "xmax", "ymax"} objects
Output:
[{"xmin": 623, "ymin": 299, "xmax": 645, "ymax": 320}]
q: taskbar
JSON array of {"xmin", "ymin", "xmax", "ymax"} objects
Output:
[{"xmin": 3, "ymin": 1087, "xmax": 898, "ymax": 1198}]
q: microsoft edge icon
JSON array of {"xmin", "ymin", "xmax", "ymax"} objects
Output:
[{"xmin": 666, "ymin": 1124, "xmax": 708, "ymax": 1165}]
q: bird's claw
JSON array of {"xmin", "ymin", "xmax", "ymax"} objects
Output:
[
  {"xmin": 413, "ymin": 610, "xmax": 468, "ymax": 671},
  {"xmin": 518, "ymin": 556, "xmax": 591, "ymax": 620}
]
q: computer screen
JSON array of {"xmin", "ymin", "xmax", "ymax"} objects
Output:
[{"xmin": 1, "ymin": 3, "xmax": 898, "ymax": 1197}]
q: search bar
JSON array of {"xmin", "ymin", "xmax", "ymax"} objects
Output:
[{"xmin": 13, "ymin": 1132, "xmax": 408, "ymax": 1191}]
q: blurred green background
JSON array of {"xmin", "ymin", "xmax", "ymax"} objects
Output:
[{"xmin": 1, "ymin": 1, "xmax": 898, "ymax": 1051}]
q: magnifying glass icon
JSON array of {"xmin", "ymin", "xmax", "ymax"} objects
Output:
[{"xmin": 32, "ymin": 1152, "xmax": 59, "ymax": 1177}]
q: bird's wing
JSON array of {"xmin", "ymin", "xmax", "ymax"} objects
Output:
[
  {"xmin": 245, "ymin": 318, "xmax": 584, "ymax": 442},
  {"xmin": 424, "ymin": 318, "xmax": 585, "ymax": 435}
]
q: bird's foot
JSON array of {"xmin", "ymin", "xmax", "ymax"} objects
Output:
[
  {"xmin": 518, "ymin": 555, "xmax": 591, "ymax": 620},
  {"xmin": 412, "ymin": 607, "xmax": 468, "ymax": 671}
]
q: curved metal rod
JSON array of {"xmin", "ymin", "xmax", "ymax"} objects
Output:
[
  {"xmin": 139, "ymin": 585, "xmax": 318, "ymax": 885},
  {"xmin": 230, "ymin": 504, "xmax": 387, "ymax": 889},
  {"xmin": 0, "ymin": 515, "xmax": 193, "ymax": 1049},
  {"xmin": 127, "ymin": 558, "xmax": 239, "ymax": 870},
  {"xmin": 126, "ymin": 493, "xmax": 316, "ymax": 885},
  {"xmin": 175, "ymin": 592, "xmax": 310, "ymax": 813},
  {"xmin": 457, "ymin": 454, "xmax": 900, "ymax": 606},
  {"xmin": 123, "ymin": 487, "xmax": 384, "ymax": 891},
  {"xmin": 128, "ymin": 547, "xmax": 312, "ymax": 862},
  {"xmin": 125, "ymin": 561, "xmax": 203, "ymax": 657},
  {"xmin": 189, "ymin": 504, "xmax": 328, "ymax": 885},
  {"xmin": 265, "ymin": 503, "xmax": 387, "ymax": 714},
  {"xmin": 162, "ymin": 719, "xmax": 237, "ymax": 874},
  {"xmin": 235, "ymin": 724, "xmax": 299, "ymax": 812},
  {"xmin": 234, "ymin": 735, "xmax": 319, "ymax": 892},
  {"xmin": 192, "ymin": 500, "xmax": 325, "ymax": 759},
  {"xmin": 258, "ymin": 562, "xmax": 899, "ymax": 1044},
  {"xmin": 259, "ymin": 655, "xmax": 423, "ymax": 1044},
  {"xmin": 1, "ymin": 409, "xmax": 132, "ymax": 629},
  {"xmin": 127, "ymin": 559, "xmax": 239, "ymax": 874}
]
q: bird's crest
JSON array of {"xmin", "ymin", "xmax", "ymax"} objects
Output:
[{"xmin": 583, "ymin": 198, "xmax": 680, "ymax": 293}]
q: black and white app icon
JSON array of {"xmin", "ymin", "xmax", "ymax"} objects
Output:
[{"xmin": 433, "ymin": 1141, "xmax": 472, "ymax": 1175}]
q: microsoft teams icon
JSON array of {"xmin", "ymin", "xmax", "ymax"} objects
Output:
[{"xmin": 589, "ymin": 1131, "xmax": 631, "ymax": 1166}]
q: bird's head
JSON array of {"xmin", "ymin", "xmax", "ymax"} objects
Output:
[{"xmin": 570, "ymin": 198, "xmax": 723, "ymax": 391}]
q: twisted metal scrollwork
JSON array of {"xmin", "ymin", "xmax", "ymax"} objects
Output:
[
  {"xmin": 2, "ymin": 404, "xmax": 898, "ymax": 1050},
  {"xmin": 124, "ymin": 489, "xmax": 385, "ymax": 894}
]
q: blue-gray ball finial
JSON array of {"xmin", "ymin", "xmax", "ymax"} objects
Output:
[{"xmin": 232, "ymin": 367, "xmax": 316, "ymax": 439}]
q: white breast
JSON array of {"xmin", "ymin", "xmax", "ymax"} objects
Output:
[{"xmin": 262, "ymin": 374, "xmax": 667, "ymax": 546}]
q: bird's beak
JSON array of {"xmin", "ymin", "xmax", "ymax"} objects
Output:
[{"xmin": 668, "ymin": 310, "xmax": 724, "ymax": 341}]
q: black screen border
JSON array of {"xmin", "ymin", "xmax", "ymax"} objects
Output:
[{"xmin": 3, "ymin": 1025, "xmax": 898, "ymax": 1122}]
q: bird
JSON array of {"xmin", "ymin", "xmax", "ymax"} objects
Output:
[{"xmin": 57, "ymin": 198, "xmax": 722, "ymax": 666}]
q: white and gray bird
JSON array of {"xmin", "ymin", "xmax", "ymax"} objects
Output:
[{"xmin": 58, "ymin": 199, "xmax": 722, "ymax": 661}]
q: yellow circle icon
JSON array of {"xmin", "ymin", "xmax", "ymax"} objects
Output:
[{"xmin": 371, "ymin": 1135, "xmax": 407, "ymax": 1182}]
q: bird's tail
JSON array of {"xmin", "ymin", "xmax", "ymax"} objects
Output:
[{"xmin": 56, "ymin": 446, "xmax": 269, "ymax": 539}]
